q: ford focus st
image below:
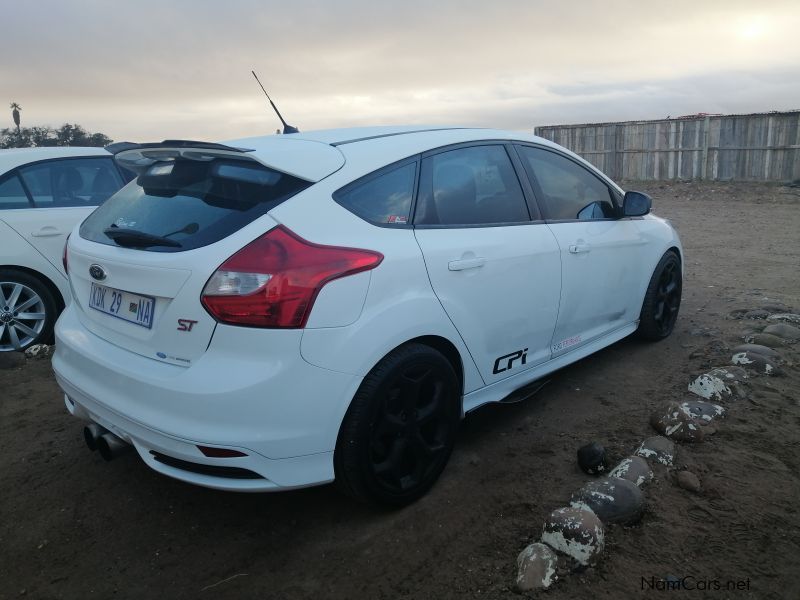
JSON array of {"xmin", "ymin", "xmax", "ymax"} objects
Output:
[{"xmin": 53, "ymin": 126, "xmax": 683, "ymax": 505}]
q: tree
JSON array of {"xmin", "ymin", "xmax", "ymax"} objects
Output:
[
  {"xmin": 10, "ymin": 102, "xmax": 21, "ymax": 133},
  {"xmin": 0, "ymin": 122, "xmax": 112, "ymax": 149}
]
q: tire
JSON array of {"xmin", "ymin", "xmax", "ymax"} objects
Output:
[
  {"xmin": 334, "ymin": 343, "xmax": 460, "ymax": 506},
  {"xmin": 636, "ymin": 251, "xmax": 682, "ymax": 341},
  {"xmin": 0, "ymin": 269, "xmax": 58, "ymax": 352}
]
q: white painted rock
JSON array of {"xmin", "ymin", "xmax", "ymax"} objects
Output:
[
  {"xmin": 705, "ymin": 366, "xmax": 748, "ymax": 383},
  {"xmin": 731, "ymin": 351, "xmax": 782, "ymax": 375},
  {"xmin": 541, "ymin": 506, "xmax": 604, "ymax": 566},
  {"xmin": 767, "ymin": 313, "xmax": 800, "ymax": 325},
  {"xmin": 731, "ymin": 344, "xmax": 782, "ymax": 361},
  {"xmin": 636, "ymin": 436, "xmax": 676, "ymax": 466},
  {"xmin": 688, "ymin": 373, "xmax": 731, "ymax": 400},
  {"xmin": 745, "ymin": 332, "xmax": 788, "ymax": 347},
  {"xmin": 516, "ymin": 542, "xmax": 558, "ymax": 591},
  {"xmin": 763, "ymin": 323, "xmax": 800, "ymax": 341},
  {"xmin": 608, "ymin": 456, "xmax": 653, "ymax": 487},
  {"xmin": 651, "ymin": 400, "xmax": 724, "ymax": 442},
  {"xmin": 24, "ymin": 344, "xmax": 53, "ymax": 359},
  {"xmin": 570, "ymin": 477, "xmax": 645, "ymax": 525}
]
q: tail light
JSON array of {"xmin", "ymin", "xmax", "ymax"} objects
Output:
[
  {"xmin": 201, "ymin": 225, "xmax": 383, "ymax": 328},
  {"xmin": 62, "ymin": 234, "xmax": 70, "ymax": 274}
]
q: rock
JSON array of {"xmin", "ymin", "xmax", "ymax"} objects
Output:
[
  {"xmin": 731, "ymin": 351, "xmax": 782, "ymax": 375},
  {"xmin": 688, "ymin": 373, "xmax": 731, "ymax": 401},
  {"xmin": 705, "ymin": 366, "xmax": 749, "ymax": 383},
  {"xmin": 24, "ymin": 344, "xmax": 53, "ymax": 359},
  {"xmin": 745, "ymin": 333, "xmax": 788, "ymax": 347},
  {"xmin": 608, "ymin": 456, "xmax": 653, "ymax": 487},
  {"xmin": 731, "ymin": 344, "xmax": 782, "ymax": 361},
  {"xmin": 676, "ymin": 471, "xmax": 701, "ymax": 493},
  {"xmin": 570, "ymin": 477, "xmax": 645, "ymax": 525},
  {"xmin": 767, "ymin": 313, "xmax": 800, "ymax": 325},
  {"xmin": 577, "ymin": 441, "xmax": 607, "ymax": 475},
  {"xmin": 680, "ymin": 399, "xmax": 725, "ymax": 422},
  {"xmin": 541, "ymin": 506, "xmax": 605, "ymax": 566},
  {"xmin": 636, "ymin": 436, "xmax": 676, "ymax": 466},
  {"xmin": 743, "ymin": 309, "xmax": 770, "ymax": 320},
  {"xmin": 0, "ymin": 352, "xmax": 26, "ymax": 369},
  {"xmin": 761, "ymin": 304, "xmax": 791, "ymax": 313},
  {"xmin": 763, "ymin": 323, "xmax": 800, "ymax": 341},
  {"xmin": 650, "ymin": 400, "xmax": 725, "ymax": 442},
  {"xmin": 515, "ymin": 542, "xmax": 558, "ymax": 591}
]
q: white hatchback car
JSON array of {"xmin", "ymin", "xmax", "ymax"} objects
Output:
[
  {"xmin": 54, "ymin": 127, "xmax": 682, "ymax": 505},
  {"xmin": 1, "ymin": 147, "xmax": 131, "ymax": 351}
]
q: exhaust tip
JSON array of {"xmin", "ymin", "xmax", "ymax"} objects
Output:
[
  {"xmin": 83, "ymin": 423, "xmax": 106, "ymax": 452},
  {"xmin": 97, "ymin": 432, "xmax": 131, "ymax": 461}
]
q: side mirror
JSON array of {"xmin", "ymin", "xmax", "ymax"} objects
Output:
[{"xmin": 622, "ymin": 191, "xmax": 651, "ymax": 217}]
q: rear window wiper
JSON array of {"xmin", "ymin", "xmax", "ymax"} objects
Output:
[{"xmin": 103, "ymin": 225, "xmax": 182, "ymax": 248}]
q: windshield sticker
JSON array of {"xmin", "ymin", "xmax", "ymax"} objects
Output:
[{"xmin": 114, "ymin": 217, "xmax": 137, "ymax": 228}]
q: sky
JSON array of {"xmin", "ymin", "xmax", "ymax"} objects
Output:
[{"xmin": 2, "ymin": 0, "xmax": 799, "ymax": 143}]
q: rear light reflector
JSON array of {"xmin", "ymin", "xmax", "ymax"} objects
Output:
[
  {"xmin": 201, "ymin": 225, "xmax": 383, "ymax": 328},
  {"xmin": 197, "ymin": 445, "xmax": 248, "ymax": 458}
]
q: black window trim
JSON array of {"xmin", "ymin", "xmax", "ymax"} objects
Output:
[
  {"xmin": 1, "ymin": 155, "xmax": 127, "ymax": 210},
  {"xmin": 511, "ymin": 142, "xmax": 623, "ymax": 224},
  {"xmin": 332, "ymin": 154, "xmax": 421, "ymax": 229},
  {"xmin": 412, "ymin": 140, "xmax": 545, "ymax": 230}
]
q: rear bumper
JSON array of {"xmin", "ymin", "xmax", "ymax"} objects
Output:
[{"xmin": 53, "ymin": 304, "xmax": 363, "ymax": 491}]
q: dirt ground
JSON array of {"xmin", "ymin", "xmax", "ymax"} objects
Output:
[{"xmin": 1, "ymin": 181, "xmax": 799, "ymax": 600}]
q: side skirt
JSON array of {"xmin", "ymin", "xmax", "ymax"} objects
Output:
[{"xmin": 462, "ymin": 321, "xmax": 638, "ymax": 414}]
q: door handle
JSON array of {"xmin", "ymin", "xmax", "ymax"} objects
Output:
[
  {"xmin": 31, "ymin": 226, "xmax": 63, "ymax": 238},
  {"xmin": 448, "ymin": 257, "xmax": 486, "ymax": 271},
  {"xmin": 568, "ymin": 243, "xmax": 591, "ymax": 254}
]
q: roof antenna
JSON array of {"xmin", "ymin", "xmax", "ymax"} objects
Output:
[{"xmin": 251, "ymin": 70, "xmax": 299, "ymax": 134}]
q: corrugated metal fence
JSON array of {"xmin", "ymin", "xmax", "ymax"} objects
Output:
[{"xmin": 534, "ymin": 111, "xmax": 800, "ymax": 181}]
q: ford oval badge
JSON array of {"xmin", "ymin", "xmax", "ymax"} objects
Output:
[{"xmin": 89, "ymin": 264, "xmax": 106, "ymax": 281}]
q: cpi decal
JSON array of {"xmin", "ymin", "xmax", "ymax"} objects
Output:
[{"xmin": 493, "ymin": 348, "xmax": 528, "ymax": 374}]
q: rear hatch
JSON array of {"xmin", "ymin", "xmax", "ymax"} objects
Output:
[{"xmin": 68, "ymin": 140, "xmax": 343, "ymax": 366}]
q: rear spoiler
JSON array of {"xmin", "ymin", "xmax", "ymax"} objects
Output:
[{"xmin": 106, "ymin": 140, "xmax": 256, "ymax": 174}]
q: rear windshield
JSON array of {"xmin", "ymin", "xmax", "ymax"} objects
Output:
[{"xmin": 80, "ymin": 158, "xmax": 311, "ymax": 252}]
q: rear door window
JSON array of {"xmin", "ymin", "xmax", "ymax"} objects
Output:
[
  {"xmin": 18, "ymin": 157, "xmax": 124, "ymax": 207},
  {"xmin": 79, "ymin": 158, "xmax": 311, "ymax": 252},
  {"xmin": 414, "ymin": 145, "xmax": 530, "ymax": 226}
]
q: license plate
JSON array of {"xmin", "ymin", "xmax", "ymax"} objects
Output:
[{"xmin": 89, "ymin": 283, "xmax": 155, "ymax": 329}]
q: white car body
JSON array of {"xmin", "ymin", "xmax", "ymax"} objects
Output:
[
  {"xmin": 53, "ymin": 127, "xmax": 682, "ymax": 495},
  {"xmin": 1, "ymin": 147, "xmax": 129, "ymax": 350}
]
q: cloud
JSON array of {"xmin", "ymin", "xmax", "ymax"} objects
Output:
[{"xmin": 1, "ymin": 0, "xmax": 798, "ymax": 141}]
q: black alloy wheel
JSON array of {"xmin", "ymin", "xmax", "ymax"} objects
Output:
[
  {"xmin": 637, "ymin": 251, "xmax": 682, "ymax": 340},
  {"xmin": 335, "ymin": 343, "xmax": 460, "ymax": 506}
]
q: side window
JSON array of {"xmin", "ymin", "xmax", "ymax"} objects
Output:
[
  {"xmin": 334, "ymin": 162, "xmax": 416, "ymax": 225},
  {"xmin": 516, "ymin": 146, "xmax": 616, "ymax": 221},
  {"xmin": 0, "ymin": 174, "xmax": 31, "ymax": 209},
  {"xmin": 415, "ymin": 145, "xmax": 529, "ymax": 226},
  {"xmin": 18, "ymin": 157, "xmax": 124, "ymax": 208}
]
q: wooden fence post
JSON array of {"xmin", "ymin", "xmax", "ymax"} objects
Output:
[{"xmin": 701, "ymin": 116, "xmax": 711, "ymax": 180}]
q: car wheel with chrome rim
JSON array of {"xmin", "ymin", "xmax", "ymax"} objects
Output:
[{"xmin": 0, "ymin": 269, "xmax": 57, "ymax": 352}]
